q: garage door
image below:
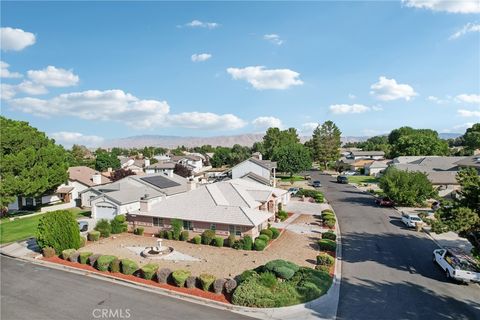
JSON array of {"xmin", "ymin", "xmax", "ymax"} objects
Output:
[{"xmin": 95, "ymin": 203, "xmax": 117, "ymax": 220}]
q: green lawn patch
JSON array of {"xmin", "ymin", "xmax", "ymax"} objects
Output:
[
  {"xmin": 347, "ymin": 176, "xmax": 378, "ymax": 184},
  {"xmin": 278, "ymin": 175, "xmax": 305, "ymax": 182}
]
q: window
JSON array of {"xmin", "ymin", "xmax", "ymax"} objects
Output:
[
  {"xmin": 230, "ymin": 225, "xmax": 241, "ymax": 236},
  {"xmin": 183, "ymin": 220, "xmax": 193, "ymax": 230},
  {"xmin": 229, "ymin": 225, "xmax": 235, "ymax": 234},
  {"xmin": 153, "ymin": 217, "xmax": 164, "ymax": 227},
  {"xmin": 210, "ymin": 224, "xmax": 216, "ymax": 231}
]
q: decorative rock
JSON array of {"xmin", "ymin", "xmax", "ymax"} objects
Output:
[
  {"xmin": 213, "ymin": 278, "xmax": 226, "ymax": 294},
  {"xmin": 185, "ymin": 276, "xmax": 197, "ymax": 288}
]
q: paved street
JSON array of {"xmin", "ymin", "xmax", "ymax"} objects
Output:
[
  {"xmin": 313, "ymin": 171, "xmax": 480, "ymax": 320},
  {"xmin": 0, "ymin": 255, "xmax": 253, "ymax": 320}
]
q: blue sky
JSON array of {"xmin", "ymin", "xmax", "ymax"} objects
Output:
[{"xmin": 1, "ymin": 1, "xmax": 479, "ymax": 147}]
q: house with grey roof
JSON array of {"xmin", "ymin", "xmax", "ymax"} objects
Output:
[
  {"xmin": 349, "ymin": 150, "xmax": 385, "ymax": 160},
  {"xmin": 145, "ymin": 161, "xmax": 176, "ymax": 176},
  {"xmin": 126, "ymin": 178, "xmax": 290, "ymax": 238},
  {"xmin": 454, "ymin": 155, "xmax": 480, "ymax": 171},
  {"xmin": 230, "ymin": 155, "xmax": 277, "ymax": 186},
  {"xmin": 80, "ymin": 173, "xmax": 189, "ymax": 220},
  {"xmin": 118, "ymin": 156, "xmax": 150, "ymax": 174},
  {"xmin": 364, "ymin": 160, "xmax": 389, "ymax": 177}
]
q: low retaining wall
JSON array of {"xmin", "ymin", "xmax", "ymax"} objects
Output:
[{"xmin": 40, "ymin": 202, "xmax": 75, "ymax": 213}]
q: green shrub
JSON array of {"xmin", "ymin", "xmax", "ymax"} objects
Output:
[
  {"xmin": 172, "ymin": 270, "xmax": 191, "ymax": 287},
  {"xmin": 269, "ymin": 227, "xmax": 280, "ymax": 239},
  {"xmin": 254, "ymin": 239, "xmax": 267, "ymax": 251},
  {"xmin": 120, "ymin": 259, "xmax": 139, "ymax": 275},
  {"xmin": 318, "ymin": 239, "xmax": 336, "ymax": 252},
  {"xmin": 42, "ymin": 247, "xmax": 56, "ymax": 258},
  {"xmin": 316, "ymin": 253, "xmax": 335, "ymax": 266},
  {"xmin": 323, "ymin": 219, "xmax": 336, "ymax": 229},
  {"xmin": 79, "ymin": 237, "xmax": 86, "ymax": 248},
  {"xmin": 232, "ymin": 239, "xmax": 243, "ymax": 250},
  {"xmin": 315, "ymin": 265, "xmax": 330, "ymax": 273},
  {"xmin": 201, "ymin": 229, "xmax": 216, "ymax": 245},
  {"xmin": 214, "ymin": 236, "xmax": 224, "ymax": 247},
  {"xmin": 171, "ymin": 219, "xmax": 183, "ymax": 240},
  {"xmin": 257, "ymin": 234, "xmax": 270, "ymax": 242},
  {"xmin": 96, "ymin": 255, "xmax": 117, "ymax": 271},
  {"xmin": 157, "ymin": 230, "xmax": 166, "ymax": 239},
  {"xmin": 258, "ymin": 272, "xmax": 277, "ymax": 288},
  {"xmin": 110, "ymin": 258, "xmax": 121, "ymax": 273},
  {"xmin": 87, "ymin": 230, "xmax": 100, "ymax": 241},
  {"xmin": 68, "ymin": 251, "xmax": 80, "ymax": 263},
  {"xmin": 264, "ymin": 260, "xmax": 299, "ymax": 280},
  {"xmin": 277, "ymin": 210, "xmax": 288, "ymax": 221},
  {"xmin": 192, "ymin": 235, "xmax": 201, "ymax": 244},
  {"xmin": 199, "ymin": 273, "xmax": 216, "ymax": 291},
  {"xmin": 227, "ymin": 234, "xmax": 236, "ymax": 247},
  {"xmin": 232, "ymin": 276, "xmax": 298, "ymax": 307},
  {"xmin": 291, "ymin": 267, "xmax": 332, "ymax": 303},
  {"xmin": 140, "ymin": 263, "xmax": 159, "ymax": 280},
  {"xmin": 36, "ymin": 210, "xmax": 81, "ymax": 253},
  {"xmin": 180, "ymin": 230, "xmax": 189, "ymax": 241},
  {"xmin": 236, "ymin": 270, "xmax": 258, "ymax": 284},
  {"xmin": 134, "ymin": 227, "xmax": 144, "ymax": 236},
  {"xmin": 260, "ymin": 229, "xmax": 273, "ymax": 239},
  {"xmin": 322, "ymin": 231, "xmax": 336, "ymax": 241},
  {"xmin": 79, "ymin": 252, "xmax": 93, "ymax": 264},
  {"xmin": 242, "ymin": 235, "xmax": 253, "ymax": 250},
  {"xmin": 94, "ymin": 219, "xmax": 111, "ymax": 237},
  {"xmin": 61, "ymin": 249, "xmax": 77, "ymax": 260},
  {"xmin": 111, "ymin": 215, "xmax": 127, "ymax": 234},
  {"xmin": 314, "ymin": 194, "xmax": 324, "ymax": 203}
]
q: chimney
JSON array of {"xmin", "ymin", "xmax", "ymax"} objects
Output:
[
  {"xmin": 187, "ymin": 180, "xmax": 196, "ymax": 191},
  {"xmin": 140, "ymin": 199, "xmax": 151, "ymax": 212},
  {"xmin": 144, "ymin": 158, "xmax": 150, "ymax": 167},
  {"xmin": 253, "ymin": 152, "xmax": 262, "ymax": 160},
  {"xmin": 92, "ymin": 173, "xmax": 102, "ymax": 185}
]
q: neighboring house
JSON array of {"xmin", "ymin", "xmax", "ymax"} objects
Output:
[
  {"xmin": 126, "ymin": 178, "xmax": 290, "ymax": 238},
  {"xmin": 391, "ymin": 156, "xmax": 466, "ymax": 197},
  {"xmin": 454, "ymin": 155, "xmax": 480, "ymax": 172},
  {"xmin": 364, "ymin": 160, "xmax": 389, "ymax": 177},
  {"xmin": 349, "ymin": 151, "xmax": 385, "ymax": 160},
  {"xmin": 119, "ymin": 156, "xmax": 150, "ymax": 174},
  {"xmin": 81, "ymin": 173, "xmax": 189, "ymax": 220},
  {"xmin": 230, "ymin": 155, "xmax": 277, "ymax": 187},
  {"xmin": 170, "ymin": 154, "xmax": 204, "ymax": 173},
  {"xmin": 8, "ymin": 166, "xmax": 111, "ymax": 211},
  {"xmin": 350, "ymin": 159, "xmax": 375, "ymax": 171},
  {"xmin": 145, "ymin": 161, "xmax": 176, "ymax": 176}
]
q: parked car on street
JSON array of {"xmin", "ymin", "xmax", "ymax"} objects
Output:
[
  {"xmin": 375, "ymin": 197, "xmax": 394, "ymax": 207},
  {"xmin": 343, "ymin": 171, "xmax": 357, "ymax": 176},
  {"xmin": 312, "ymin": 181, "xmax": 322, "ymax": 188},
  {"xmin": 433, "ymin": 247, "xmax": 480, "ymax": 283},
  {"xmin": 288, "ymin": 187, "xmax": 300, "ymax": 195},
  {"xmin": 401, "ymin": 213, "xmax": 423, "ymax": 228},
  {"xmin": 337, "ymin": 175, "xmax": 348, "ymax": 184}
]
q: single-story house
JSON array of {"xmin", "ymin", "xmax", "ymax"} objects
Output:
[
  {"xmin": 364, "ymin": 160, "xmax": 389, "ymax": 177},
  {"xmin": 230, "ymin": 154, "xmax": 277, "ymax": 187},
  {"xmin": 80, "ymin": 173, "xmax": 189, "ymax": 220},
  {"xmin": 126, "ymin": 178, "xmax": 290, "ymax": 238},
  {"xmin": 8, "ymin": 166, "xmax": 111, "ymax": 211},
  {"xmin": 145, "ymin": 161, "xmax": 176, "ymax": 176},
  {"xmin": 349, "ymin": 151, "xmax": 385, "ymax": 160},
  {"xmin": 119, "ymin": 156, "xmax": 150, "ymax": 174},
  {"xmin": 351, "ymin": 159, "xmax": 375, "ymax": 171},
  {"xmin": 454, "ymin": 155, "xmax": 480, "ymax": 172}
]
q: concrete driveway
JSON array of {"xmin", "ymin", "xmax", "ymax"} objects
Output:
[{"xmin": 285, "ymin": 199, "xmax": 331, "ymax": 215}]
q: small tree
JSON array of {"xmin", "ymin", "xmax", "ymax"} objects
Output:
[
  {"xmin": 171, "ymin": 218, "xmax": 183, "ymax": 240},
  {"xmin": 379, "ymin": 167, "xmax": 436, "ymax": 206},
  {"xmin": 174, "ymin": 163, "xmax": 192, "ymax": 178},
  {"xmin": 36, "ymin": 210, "xmax": 81, "ymax": 253},
  {"xmin": 110, "ymin": 168, "xmax": 135, "ymax": 182}
]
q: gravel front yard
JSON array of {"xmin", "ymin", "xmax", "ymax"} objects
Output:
[{"xmin": 80, "ymin": 224, "xmax": 321, "ymax": 278}]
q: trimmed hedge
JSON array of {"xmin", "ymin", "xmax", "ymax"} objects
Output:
[
  {"xmin": 254, "ymin": 239, "xmax": 267, "ymax": 251},
  {"xmin": 79, "ymin": 252, "xmax": 93, "ymax": 264},
  {"xmin": 227, "ymin": 234, "xmax": 236, "ymax": 247},
  {"xmin": 322, "ymin": 231, "xmax": 337, "ymax": 241},
  {"xmin": 243, "ymin": 235, "xmax": 253, "ymax": 250},
  {"xmin": 42, "ymin": 247, "xmax": 56, "ymax": 258},
  {"xmin": 315, "ymin": 265, "xmax": 330, "ymax": 273},
  {"xmin": 269, "ymin": 227, "xmax": 280, "ymax": 239},
  {"xmin": 201, "ymin": 230, "xmax": 216, "ymax": 245},
  {"xmin": 61, "ymin": 249, "xmax": 76, "ymax": 260},
  {"xmin": 134, "ymin": 227, "xmax": 144, "ymax": 236},
  {"xmin": 264, "ymin": 260, "xmax": 300, "ymax": 280},
  {"xmin": 213, "ymin": 278, "xmax": 227, "ymax": 294},
  {"xmin": 140, "ymin": 263, "xmax": 159, "ymax": 280},
  {"xmin": 79, "ymin": 237, "xmax": 86, "ymax": 248},
  {"xmin": 180, "ymin": 230, "xmax": 189, "ymax": 241},
  {"xmin": 88, "ymin": 231, "xmax": 100, "ymax": 241},
  {"xmin": 36, "ymin": 210, "xmax": 81, "ymax": 253},
  {"xmin": 120, "ymin": 259, "xmax": 139, "ymax": 275},
  {"xmin": 110, "ymin": 258, "xmax": 121, "ymax": 273},
  {"xmin": 192, "ymin": 235, "xmax": 201, "ymax": 244},
  {"xmin": 214, "ymin": 236, "xmax": 224, "ymax": 247},
  {"xmin": 156, "ymin": 268, "xmax": 172, "ymax": 284},
  {"xmin": 199, "ymin": 273, "xmax": 216, "ymax": 291},
  {"xmin": 260, "ymin": 229, "xmax": 273, "ymax": 239},
  {"xmin": 96, "ymin": 255, "xmax": 117, "ymax": 271},
  {"xmin": 318, "ymin": 239, "xmax": 336, "ymax": 252},
  {"xmin": 95, "ymin": 219, "xmax": 111, "ymax": 237},
  {"xmin": 323, "ymin": 219, "xmax": 336, "ymax": 229},
  {"xmin": 172, "ymin": 270, "xmax": 191, "ymax": 287},
  {"xmin": 171, "ymin": 219, "xmax": 183, "ymax": 240},
  {"xmin": 111, "ymin": 215, "xmax": 128, "ymax": 234},
  {"xmin": 166, "ymin": 231, "xmax": 173, "ymax": 240},
  {"xmin": 257, "ymin": 234, "xmax": 270, "ymax": 242},
  {"xmin": 316, "ymin": 253, "xmax": 335, "ymax": 266},
  {"xmin": 277, "ymin": 210, "xmax": 288, "ymax": 221}
]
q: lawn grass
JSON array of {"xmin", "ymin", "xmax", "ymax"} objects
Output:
[
  {"xmin": 347, "ymin": 175, "xmax": 379, "ymax": 184},
  {"xmin": 278, "ymin": 175, "xmax": 306, "ymax": 182},
  {"xmin": 0, "ymin": 208, "xmax": 91, "ymax": 244}
]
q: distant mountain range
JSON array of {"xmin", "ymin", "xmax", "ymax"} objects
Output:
[{"xmin": 101, "ymin": 132, "xmax": 462, "ymax": 149}]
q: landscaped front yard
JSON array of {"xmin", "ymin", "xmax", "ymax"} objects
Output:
[
  {"xmin": 347, "ymin": 175, "xmax": 379, "ymax": 185},
  {"xmin": 0, "ymin": 208, "xmax": 91, "ymax": 244}
]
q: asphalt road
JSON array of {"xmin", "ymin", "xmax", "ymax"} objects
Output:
[
  {"xmin": 0, "ymin": 255, "xmax": 253, "ymax": 320},
  {"xmin": 313, "ymin": 171, "xmax": 480, "ymax": 320}
]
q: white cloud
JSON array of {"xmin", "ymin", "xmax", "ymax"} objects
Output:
[
  {"xmin": 458, "ymin": 109, "xmax": 480, "ymax": 117},
  {"xmin": 15, "ymin": 81, "xmax": 48, "ymax": 95},
  {"xmin": 427, "ymin": 95, "xmax": 450, "ymax": 104},
  {"xmin": 263, "ymin": 34, "xmax": 284, "ymax": 45},
  {"xmin": 227, "ymin": 66, "xmax": 303, "ymax": 90},
  {"xmin": 252, "ymin": 116, "xmax": 283, "ymax": 129},
  {"xmin": 1, "ymin": 83, "xmax": 16, "ymax": 100},
  {"xmin": 191, "ymin": 53, "xmax": 212, "ymax": 62},
  {"xmin": 330, "ymin": 104, "xmax": 371, "ymax": 114},
  {"xmin": 300, "ymin": 122, "xmax": 319, "ymax": 134},
  {"xmin": 0, "ymin": 27, "xmax": 36, "ymax": 51},
  {"xmin": 456, "ymin": 94, "xmax": 480, "ymax": 104},
  {"xmin": 449, "ymin": 23, "xmax": 480, "ymax": 39},
  {"xmin": 184, "ymin": 20, "xmax": 219, "ymax": 29},
  {"xmin": 348, "ymin": 93, "xmax": 356, "ymax": 99},
  {"xmin": 0, "ymin": 61, "xmax": 22, "ymax": 78},
  {"xmin": 403, "ymin": 0, "xmax": 480, "ymax": 13},
  {"xmin": 372, "ymin": 105, "xmax": 384, "ymax": 111},
  {"xmin": 50, "ymin": 131, "xmax": 104, "ymax": 147},
  {"xmin": 27, "ymin": 66, "xmax": 79, "ymax": 87},
  {"xmin": 370, "ymin": 76, "xmax": 417, "ymax": 101},
  {"xmin": 8, "ymin": 89, "xmax": 246, "ymax": 130}
]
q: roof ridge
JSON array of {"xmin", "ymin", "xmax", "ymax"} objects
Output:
[{"xmin": 230, "ymin": 182, "xmax": 257, "ymax": 208}]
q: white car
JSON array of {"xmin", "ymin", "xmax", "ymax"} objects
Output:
[
  {"xmin": 401, "ymin": 214, "xmax": 423, "ymax": 228},
  {"xmin": 433, "ymin": 248, "xmax": 480, "ymax": 283},
  {"xmin": 343, "ymin": 171, "xmax": 357, "ymax": 176}
]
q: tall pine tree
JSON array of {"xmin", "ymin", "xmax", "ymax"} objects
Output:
[{"xmin": 310, "ymin": 121, "xmax": 341, "ymax": 170}]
